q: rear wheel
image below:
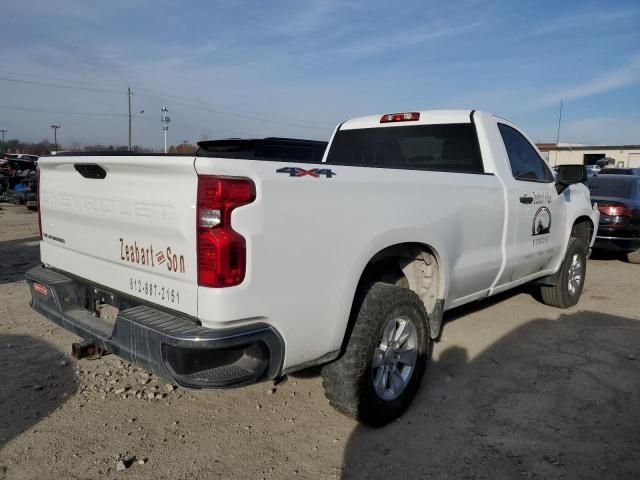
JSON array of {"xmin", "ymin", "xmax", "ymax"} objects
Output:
[
  {"xmin": 540, "ymin": 237, "xmax": 588, "ymax": 308},
  {"xmin": 321, "ymin": 282, "xmax": 430, "ymax": 427},
  {"xmin": 627, "ymin": 248, "xmax": 640, "ymax": 264}
]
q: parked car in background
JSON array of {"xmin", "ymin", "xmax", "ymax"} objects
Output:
[
  {"xmin": 0, "ymin": 157, "xmax": 37, "ymax": 178},
  {"xmin": 585, "ymin": 165, "xmax": 601, "ymax": 176},
  {"xmin": 598, "ymin": 167, "xmax": 640, "ymax": 176},
  {"xmin": 0, "ymin": 157, "xmax": 38, "ymax": 207},
  {"xmin": 21, "ymin": 172, "xmax": 38, "ymax": 210},
  {"xmin": 588, "ymin": 174, "xmax": 640, "ymax": 263},
  {"xmin": 2, "ymin": 153, "xmax": 39, "ymax": 162}
]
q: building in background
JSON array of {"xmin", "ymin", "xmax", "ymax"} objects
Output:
[{"xmin": 537, "ymin": 143, "xmax": 640, "ymax": 168}]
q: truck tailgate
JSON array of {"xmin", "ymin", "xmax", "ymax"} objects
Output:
[{"xmin": 38, "ymin": 155, "xmax": 199, "ymax": 316}]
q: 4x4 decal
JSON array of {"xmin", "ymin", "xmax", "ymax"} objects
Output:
[{"xmin": 276, "ymin": 167, "xmax": 336, "ymax": 178}]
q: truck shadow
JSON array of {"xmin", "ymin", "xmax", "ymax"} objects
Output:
[
  {"xmin": 442, "ymin": 286, "xmax": 528, "ymax": 324},
  {"xmin": 341, "ymin": 311, "xmax": 640, "ymax": 479},
  {"xmin": 291, "ymin": 287, "xmax": 532, "ymax": 381},
  {"xmin": 589, "ymin": 249, "xmax": 628, "ymax": 262},
  {"xmin": 0, "ymin": 335, "xmax": 77, "ymax": 448},
  {"xmin": 0, "ymin": 236, "xmax": 40, "ymax": 285}
]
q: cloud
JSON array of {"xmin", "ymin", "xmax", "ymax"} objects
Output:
[
  {"xmin": 560, "ymin": 117, "xmax": 640, "ymax": 145},
  {"xmin": 266, "ymin": 0, "xmax": 350, "ymax": 38},
  {"xmin": 531, "ymin": 8, "xmax": 637, "ymax": 36},
  {"xmin": 532, "ymin": 54, "xmax": 640, "ymax": 108},
  {"xmin": 334, "ymin": 22, "xmax": 480, "ymax": 59}
]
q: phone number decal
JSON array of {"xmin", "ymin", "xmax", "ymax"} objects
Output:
[{"xmin": 129, "ymin": 277, "xmax": 181, "ymax": 305}]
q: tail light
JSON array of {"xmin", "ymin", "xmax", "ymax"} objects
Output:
[
  {"xmin": 597, "ymin": 202, "xmax": 632, "ymax": 217},
  {"xmin": 197, "ymin": 175, "xmax": 255, "ymax": 287},
  {"xmin": 380, "ymin": 112, "xmax": 420, "ymax": 123},
  {"xmin": 37, "ymin": 167, "xmax": 42, "ymax": 240}
]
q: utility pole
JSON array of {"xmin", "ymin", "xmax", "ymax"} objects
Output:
[
  {"xmin": 128, "ymin": 87, "xmax": 132, "ymax": 151},
  {"xmin": 555, "ymin": 99, "xmax": 563, "ymax": 166},
  {"xmin": 51, "ymin": 124, "xmax": 61, "ymax": 150},
  {"xmin": 0, "ymin": 129, "xmax": 6, "ymax": 153},
  {"xmin": 161, "ymin": 107, "xmax": 170, "ymax": 154}
]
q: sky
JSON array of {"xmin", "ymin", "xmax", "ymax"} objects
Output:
[{"xmin": 1, "ymin": 0, "xmax": 639, "ymax": 148}]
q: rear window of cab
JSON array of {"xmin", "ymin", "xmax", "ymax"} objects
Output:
[{"xmin": 325, "ymin": 124, "xmax": 484, "ymax": 174}]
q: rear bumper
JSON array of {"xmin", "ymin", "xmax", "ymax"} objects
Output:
[
  {"xmin": 594, "ymin": 235, "xmax": 640, "ymax": 252},
  {"xmin": 25, "ymin": 266, "xmax": 284, "ymax": 389}
]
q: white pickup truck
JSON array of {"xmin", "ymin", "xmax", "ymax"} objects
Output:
[{"xmin": 27, "ymin": 110, "xmax": 598, "ymax": 426}]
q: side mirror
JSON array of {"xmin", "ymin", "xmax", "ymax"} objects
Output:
[{"xmin": 556, "ymin": 165, "xmax": 587, "ymax": 193}]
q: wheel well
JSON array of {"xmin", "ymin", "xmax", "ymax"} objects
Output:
[
  {"xmin": 360, "ymin": 243, "xmax": 442, "ymax": 312},
  {"xmin": 571, "ymin": 216, "xmax": 594, "ymax": 245},
  {"xmin": 339, "ymin": 243, "xmax": 444, "ymax": 350}
]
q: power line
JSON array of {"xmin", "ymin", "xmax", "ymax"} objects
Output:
[
  {"xmin": 0, "ymin": 104, "xmax": 126, "ymax": 117},
  {"xmin": 0, "ymin": 71, "xmax": 332, "ymax": 130},
  {"xmin": 133, "ymin": 114, "xmax": 246, "ymax": 138},
  {"xmin": 135, "ymin": 90, "xmax": 330, "ymax": 131},
  {"xmin": 0, "ymin": 72, "xmax": 334, "ymax": 135},
  {"xmin": 134, "ymin": 87, "xmax": 330, "ymax": 128},
  {"xmin": 0, "ymin": 69, "xmax": 126, "ymax": 90},
  {"xmin": 0, "ymin": 107, "xmax": 281, "ymax": 146},
  {"xmin": 0, "ymin": 77, "xmax": 124, "ymax": 94}
]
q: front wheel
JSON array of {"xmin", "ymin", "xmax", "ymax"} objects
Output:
[
  {"xmin": 540, "ymin": 237, "xmax": 588, "ymax": 308},
  {"xmin": 321, "ymin": 282, "xmax": 430, "ymax": 427}
]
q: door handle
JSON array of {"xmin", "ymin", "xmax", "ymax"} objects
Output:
[{"xmin": 519, "ymin": 195, "xmax": 533, "ymax": 204}]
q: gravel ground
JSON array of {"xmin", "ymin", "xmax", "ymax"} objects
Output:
[{"xmin": 0, "ymin": 203, "xmax": 639, "ymax": 479}]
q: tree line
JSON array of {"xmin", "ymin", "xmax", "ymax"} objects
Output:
[{"xmin": 1, "ymin": 139, "xmax": 197, "ymax": 156}]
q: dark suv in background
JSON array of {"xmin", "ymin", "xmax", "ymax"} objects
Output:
[
  {"xmin": 588, "ymin": 174, "xmax": 640, "ymax": 263},
  {"xmin": 598, "ymin": 167, "xmax": 640, "ymax": 176}
]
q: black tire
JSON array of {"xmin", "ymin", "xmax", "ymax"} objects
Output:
[
  {"xmin": 540, "ymin": 237, "xmax": 588, "ymax": 308},
  {"xmin": 321, "ymin": 282, "xmax": 430, "ymax": 427}
]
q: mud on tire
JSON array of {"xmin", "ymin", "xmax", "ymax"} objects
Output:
[
  {"xmin": 321, "ymin": 282, "xmax": 430, "ymax": 427},
  {"xmin": 540, "ymin": 237, "xmax": 588, "ymax": 308}
]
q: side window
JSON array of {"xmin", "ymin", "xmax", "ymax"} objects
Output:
[{"xmin": 498, "ymin": 123, "xmax": 554, "ymax": 182}]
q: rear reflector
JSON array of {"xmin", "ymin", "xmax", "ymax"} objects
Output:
[
  {"xmin": 380, "ymin": 112, "xmax": 420, "ymax": 123},
  {"xmin": 199, "ymin": 208, "xmax": 221, "ymax": 228}
]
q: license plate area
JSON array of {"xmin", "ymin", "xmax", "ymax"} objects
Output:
[
  {"xmin": 97, "ymin": 303, "xmax": 119, "ymax": 327},
  {"xmin": 83, "ymin": 287, "xmax": 127, "ymax": 329}
]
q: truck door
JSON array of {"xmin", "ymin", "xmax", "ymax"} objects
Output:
[{"xmin": 498, "ymin": 123, "xmax": 565, "ymax": 280}]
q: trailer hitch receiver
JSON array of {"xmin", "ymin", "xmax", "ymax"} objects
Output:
[{"xmin": 71, "ymin": 340, "xmax": 108, "ymax": 360}]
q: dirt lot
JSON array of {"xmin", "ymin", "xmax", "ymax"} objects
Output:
[{"xmin": 0, "ymin": 203, "xmax": 639, "ymax": 479}]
